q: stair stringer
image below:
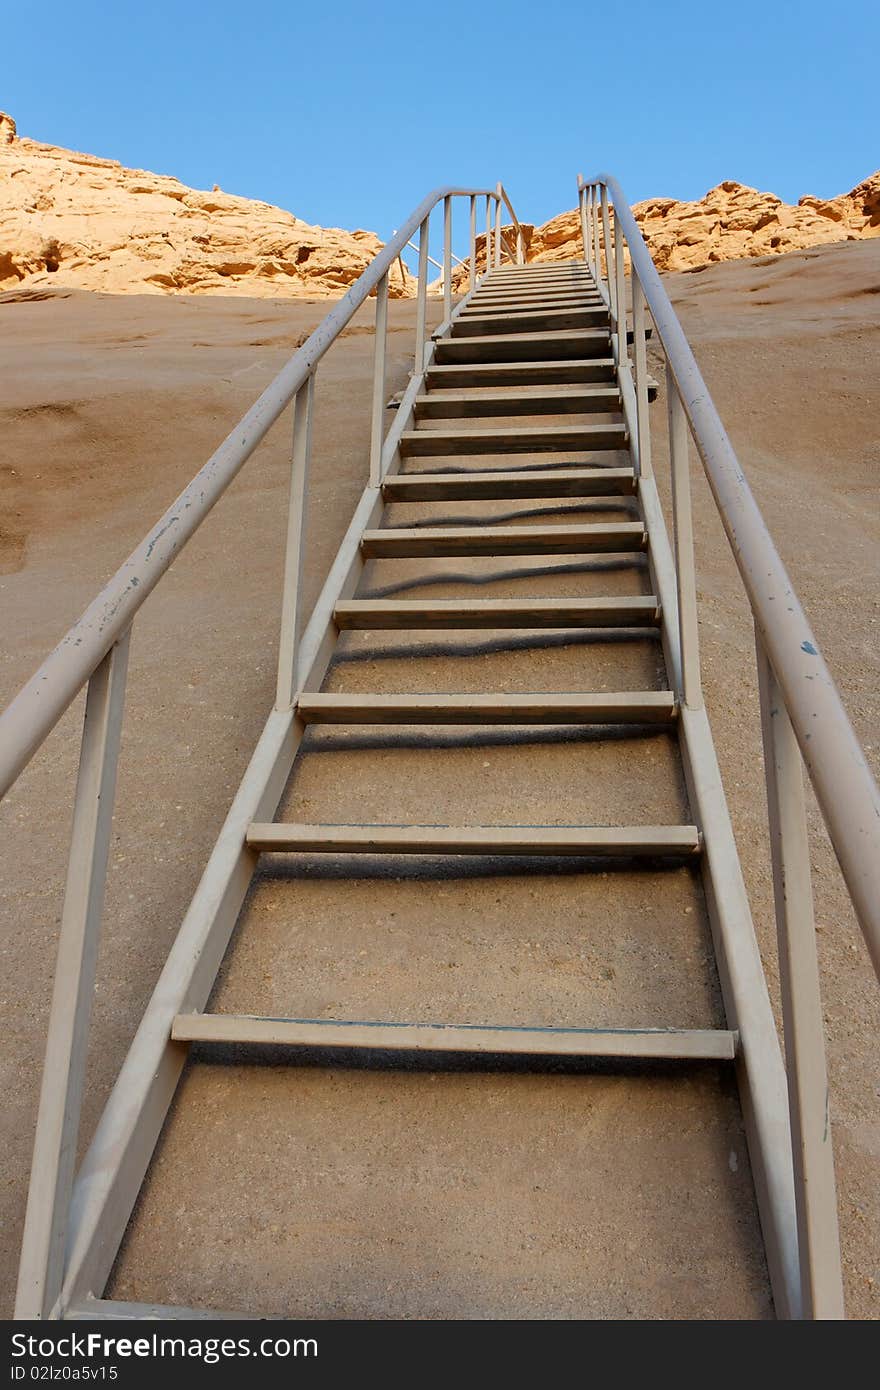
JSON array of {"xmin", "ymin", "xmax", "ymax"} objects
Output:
[{"xmin": 638, "ymin": 466, "xmax": 801, "ymax": 1319}]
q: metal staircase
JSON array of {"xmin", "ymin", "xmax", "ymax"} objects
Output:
[{"xmin": 4, "ymin": 179, "xmax": 879, "ymax": 1321}]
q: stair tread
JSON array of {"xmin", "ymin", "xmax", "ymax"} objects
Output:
[
  {"xmin": 360, "ymin": 521, "xmax": 646, "ymax": 557},
  {"xmin": 382, "ymin": 467, "xmax": 635, "ymax": 499},
  {"xmin": 296, "ymin": 691, "xmax": 677, "ymax": 724},
  {"xmin": 462, "ymin": 303, "xmax": 604, "ymax": 316},
  {"xmin": 436, "ymin": 328, "xmax": 610, "ymax": 347},
  {"xmin": 456, "ymin": 307, "xmax": 608, "ymax": 334},
  {"xmin": 173, "ymin": 1013, "xmax": 734, "ymax": 1060},
  {"xmin": 400, "ymin": 423, "xmax": 627, "ymax": 455},
  {"xmin": 466, "ymin": 295, "xmax": 605, "ymax": 308},
  {"xmin": 424, "ymin": 359, "xmax": 616, "ymax": 388},
  {"xmin": 416, "ymin": 385, "xmax": 619, "ymax": 402},
  {"xmin": 427, "ymin": 358, "xmax": 615, "ymax": 371},
  {"xmin": 333, "ymin": 596, "xmax": 660, "ymax": 628},
  {"xmin": 246, "ymin": 821, "xmax": 702, "ymax": 856}
]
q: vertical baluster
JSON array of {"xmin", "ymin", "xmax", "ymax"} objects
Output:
[
  {"xmin": 14, "ymin": 631, "xmax": 131, "ymax": 1319},
  {"xmin": 516, "ymin": 220, "xmax": 525, "ymax": 265},
  {"xmin": 755, "ymin": 633, "xmax": 845, "ymax": 1319},
  {"xmin": 591, "ymin": 185, "xmax": 602, "ymax": 292},
  {"xmin": 666, "ymin": 368, "xmax": 701, "ymax": 707},
  {"xmin": 632, "ymin": 273, "xmax": 652, "ymax": 479},
  {"xmin": 614, "ymin": 207, "xmax": 627, "ymax": 363},
  {"xmin": 494, "ymin": 190, "xmax": 502, "ymax": 268},
  {"xmin": 485, "ymin": 195, "xmax": 492, "ymax": 276},
  {"xmin": 443, "ymin": 195, "xmax": 452, "ymax": 323},
  {"xmin": 369, "ymin": 271, "xmax": 389, "ymax": 487},
  {"xmin": 469, "ymin": 194, "xmax": 477, "ymax": 291},
  {"xmin": 600, "ymin": 185, "xmax": 616, "ymax": 336},
  {"xmin": 276, "ymin": 375, "xmax": 316, "ymax": 707},
  {"xmin": 578, "ymin": 181, "xmax": 589, "ymax": 267},
  {"xmin": 414, "ymin": 217, "xmax": 429, "ymax": 372}
]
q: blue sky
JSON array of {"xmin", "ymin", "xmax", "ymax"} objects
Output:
[{"xmin": 4, "ymin": 0, "xmax": 877, "ymax": 247}]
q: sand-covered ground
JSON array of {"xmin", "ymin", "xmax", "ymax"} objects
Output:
[{"xmin": 0, "ymin": 241, "xmax": 877, "ymax": 1318}]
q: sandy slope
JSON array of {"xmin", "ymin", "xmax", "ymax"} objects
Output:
[{"xmin": 0, "ymin": 240, "xmax": 877, "ymax": 1317}]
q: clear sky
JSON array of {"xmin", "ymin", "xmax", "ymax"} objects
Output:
[{"xmin": 4, "ymin": 0, "xmax": 877, "ymax": 245}]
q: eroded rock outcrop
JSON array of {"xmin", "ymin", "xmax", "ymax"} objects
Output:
[
  {"xmin": 0, "ymin": 113, "xmax": 413, "ymax": 298},
  {"xmin": 455, "ymin": 173, "xmax": 880, "ymax": 287},
  {"xmin": 3, "ymin": 110, "xmax": 877, "ymax": 301},
  {"xmin": 527, "ymin": 174, "xmax": 880, "ymax": 272}
]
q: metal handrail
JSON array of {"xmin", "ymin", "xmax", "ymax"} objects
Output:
[
  {"xmin": 580, "ymin": 171, "xmax": 880, "ymax": 977},
  {"xmin": 8, "ymin": 179, "xmax": 524, "ymax": 1321},
  {"xmin": 579, "ymin": 170, "xmax": 879, "ymax": 1320},
  {"xmin": 0, "ymin": 184, "xmax": 518, "ymax": 797},
  {"xmin": 497, "ymin": 183, "xmax": 525, "ymax": 261}
]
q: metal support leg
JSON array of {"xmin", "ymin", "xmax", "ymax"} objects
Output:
[
  {"xmin": 632, "ymin": 273, "xmax": 653, "ymax": 479},
  {"xmin": 600, "ymin": 187, "xmax": 616, "ymax": 338},
  {"xmin": 667, "ymin": 368, "xmax": 702, "ymax": 707},
  {"xmin": 15, "ymin": 632, "xmax": 131, "ymax": 1319},
  {"xmin": 414, "ymin": 218, "xmax": 429, "ymax": 372},
  {"xmin": 369, "ymin": 271, "xmax": 389, "ymax": 487},
  {"xmin": 485, "ymin": 196, "xmax": 492, "ymax": 276},
  {"xmin": 442, "ymin": 196, "xmax": 452, "ymax": 322},
  {"xmin": 614, "ymin": 210, "xmax": 627, "ymax": 361},
  {"xmin": 755, "ymin": 634, "xmax": 845, "ymax": 1319},
  {"xmin": 591, "ymin": 187, "xmax": 602, "ymax": 292},
  {"xmin": 276, "ymin": 375, "xmax": 316, "ymax": 708}
]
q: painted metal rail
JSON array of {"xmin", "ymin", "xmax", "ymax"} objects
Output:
[
  {"xmin": 2, "ymin": 183, "xmax": 522, "ymax": 1322},
  {"xmin": 578, "ymin": 171, "xmax": 880, "ymax": 1318}
]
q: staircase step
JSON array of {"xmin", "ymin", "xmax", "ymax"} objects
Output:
[
  {"xmin": 468, "ymin": 290, "xmax": 605, "ymax": 306},
  {"xmin": 470, "ymin": 291, "xmax": 605, "ymax": 308},
  {"xmin": 478, "ymin": 279, "xmax": 595, "ymax": 293},
  {"xmin": 333, "ymin": 596, "xmax": 660, "ymax": 629},
  {"xmin": 455, "ymin": 306, "xmax": 609, "ymax": 335},
  {"xmin": 400, "ymin": 423, "xmax": 626, "ymax": 455},
  {"xmin": 425, "ymin": 359, "xmax": 616, "ymax": 388},
  {"xmin": 245, "ymin": 822, "xmax": 701, "ymax": 857},
  {"xmin": 484, "ymin": 266, "xmax": 591, "ymax": 279},
  {"xmin": 434, "ymin": 329, "xmax": 612, "ymax": 363},
  {"xmin": 172, "ymin": 1014, "xmax": 733, "ymax": 1061},
  {"xmin": 296, "ymin": 691, "xmax": 677, "ymax": 725},
  {"xmin": 414, "ymin": 385, "xmax": 621, "ymax": 418},
  {"xmin": 360, "ymin": 522, "xmax": 646, "ymax": 558},
  {"xmin": 382, "ymin": 467, "xmax": 635, "ymax": 500}
]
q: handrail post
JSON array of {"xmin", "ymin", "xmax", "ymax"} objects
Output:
[
  {"xmin": 755, "ymin": 632, "xmax": 845, "ymax": 1319},
  {"xmin": 587, "ymin": 185, "xmax": 595, "ymax": 274},
  {"xmin": 14, "ymin": 630, "xmax": 131, "ymax": 1319},
  {"xmin": 469, "ymin": 195, "xmax": 477, "ymax": 290},
  {"xmin": 579, "ymin": 182, "xmax": 589, "ymax": 267},
  {"xmin": 494, "ymin": 190, "xmax": 502, "ymax": 268},
  {"xmin": 632, "ymin": 273, "xmax": 653, "ymax": 479},
  {"xmin": 276, "ymin": 374, "xmax": 316, "ymax": 707},
  {"xmin": 591, "ymin": 185, "xmax": 602, "ymax": 292},
  {"xmin": 485, "ymin": 195, "xmax": 492, "ymax": 277},
  {"xmin": 443, "ymin": 195, "xmax": 452, "ymax": 322},
  {"xmin": 369, "ymin": 271, "xmax": 389, "ymax": 487},
  {"xmin": 414, "ymin": 217, "xmax": 429, "ymax": 372},
  {"xmin": 600, "ymin": 185, "xmax": 616, "ymax": 333},
  {"xmin": 614, "ymin": 206, "xmax": 627, "ymax": 364},
  {"xmin": 666, "ymin": 366, "xmax": 702, "ymax": 707}
]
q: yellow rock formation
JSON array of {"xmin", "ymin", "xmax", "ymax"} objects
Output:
[
  {"xmin": 480, "ymin": 174, "xmax": 880, "ymax": 278},
  {"xmin": 0, "ymin": 113, "xmax": 413, "ymax": 298},
  {"xmin": 3, "ymin": 110, "xmax": 877, "ymax": 300}
]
